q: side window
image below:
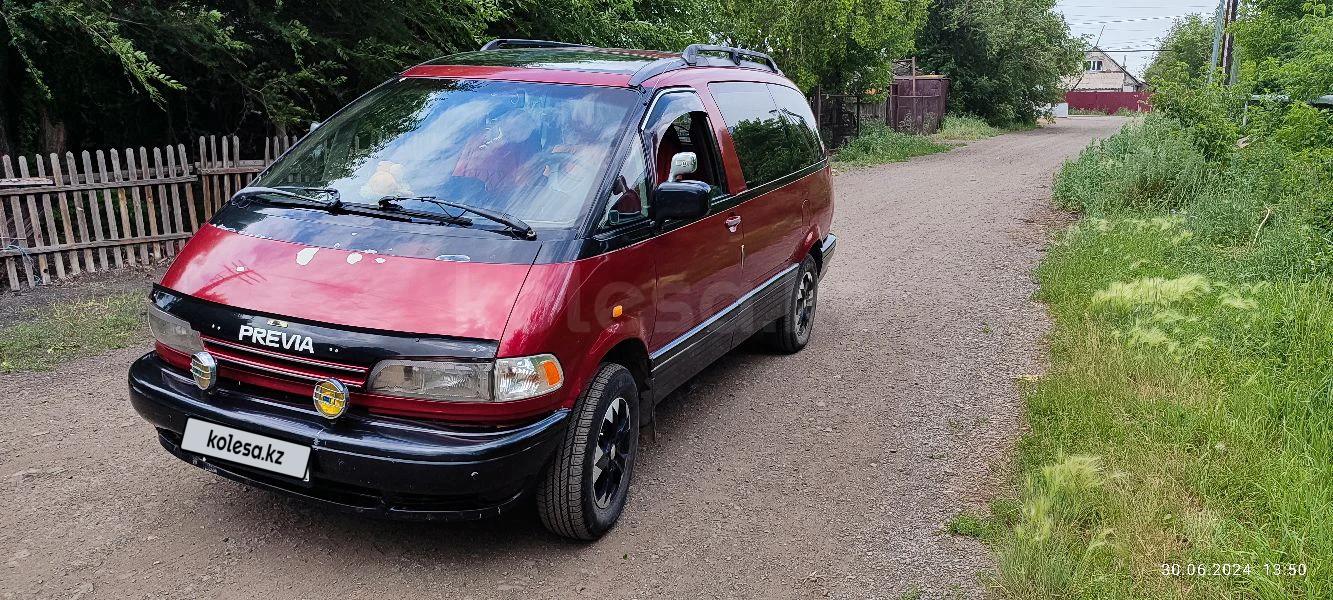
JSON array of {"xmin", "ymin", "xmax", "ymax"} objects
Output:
[
  {"xmin": 643, "ymin": 92, "xmax": 725, "ymax": 195},
  {"xmin": 597, "ymin": 136, "xmax": 650, "ymax": 230},
  {"xmin": 767, "ymin": 84, "xmax": 825, "ymax": 168},
  {"xmin": 708, "ymin": 81, "xmax": 792, "ymax": 188}
]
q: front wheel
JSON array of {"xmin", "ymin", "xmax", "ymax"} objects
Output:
[
  {"xmin": 537, "ymin": 362, "xmax": 640, "ymax": 540},
  {"xmin": 763, "ymin": 255, "xmax": 819, "ymax": 353}
]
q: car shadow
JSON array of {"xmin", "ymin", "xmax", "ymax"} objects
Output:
[{"xmin": 184, "ymin": 339, "xmax": 781, "ymax": 550}]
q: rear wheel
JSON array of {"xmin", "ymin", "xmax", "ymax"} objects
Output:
[
  {"xmin": 537, "ymin": 362, "xmax": 640, "ymax": 540},
  {"xmin": 764, "ymin": 255, "xmax": 819, "ymax": 353}
]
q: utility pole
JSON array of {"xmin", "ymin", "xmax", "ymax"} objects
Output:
[
  {"xmin": 1209, "ymin": 0, "xmax": 1241, "ymax": 84},
  {"xmin": 1220, "ymin": 0, "xmax": 1241, "ymax": 84},
  {"xmin": 1208, "ymin": 0, "xmax": 1225, "ymax": 83}
]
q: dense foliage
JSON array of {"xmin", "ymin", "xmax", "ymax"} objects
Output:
[
  {"xmin": 714, "ymin": 0, "xmax": 927, "ymax": 93},
  {"xmin": 0, "ymin": 0, "xmax": 936, "ymax": 156},
  {"xmin": 915, "ymin": 0, "xmax": 1083, "ymax": 126},
  {"xmin": 1142, "ymin": 14, "xmax": 1215, "ymax": 87},
  {"xmin": 0, "ymin": 0, "xmax": 704, "ymax": 156},
  {"xmin": 970, "ymin": 2, "xmax": 1333, "ymax": 598},
  {"xmin": 1, "ymin": 0, "xmax": 1097, "ymax": 156}
]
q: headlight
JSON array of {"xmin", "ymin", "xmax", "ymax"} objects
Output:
[
  {"xmin": 494, "ymin": 354, "xmax": 563, "ymax": 402},
  {"xmin": 367, "ymin": 359, "xmax": 493, "ymax": 402},
  {"xmin": 366, "ymin": 354, "xmax": 563, "ymax": 403},
  {"xmin": 148, "ymin": 304, "xmax": 203, "ymax": 355}
]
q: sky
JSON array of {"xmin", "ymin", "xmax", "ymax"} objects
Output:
[{"xmin": 1054, "ymin": 0, "xmax": 1220, "ymax": 78}]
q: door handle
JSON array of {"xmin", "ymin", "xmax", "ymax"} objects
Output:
[{"xmin": 724, "ymin": 215, "xmax": 742, "ymax": 232}]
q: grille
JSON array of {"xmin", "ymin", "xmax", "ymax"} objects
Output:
[{"xmin": 201, "ymin": 336, "xmax": 370, "ymax": 388}]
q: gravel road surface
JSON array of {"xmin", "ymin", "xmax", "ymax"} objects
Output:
[{"xmin": 1, "ymin": 117, "xmax": 1124, "ymax": 599}]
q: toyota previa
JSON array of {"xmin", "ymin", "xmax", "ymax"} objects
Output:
[{"xmin": 129, "ymin": 39, "xmax": 836, "ymax": 539}]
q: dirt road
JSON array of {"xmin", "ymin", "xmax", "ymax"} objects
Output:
[{"xmin": 1, "ymin": 117, "xmax": 1123, "ymax": 599}]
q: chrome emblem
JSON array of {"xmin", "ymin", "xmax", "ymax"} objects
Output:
[
  {"xmin": 191, "ymin": 352, "xmax": 218, "ymax": 391},
  {"xmin": 312, "ymin": 378, "xmax": 349, "ymax": 420},
  {"xmin": 238, "ymin": 323, "xmax": 315, "ymax": 354}
]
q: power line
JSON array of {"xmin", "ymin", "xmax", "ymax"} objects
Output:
[
  {"xmin": 1067, "ymin": 14, "xmax": 1199, "ymax": 25},
  {"xmin": 1057, "ymin": 2, "xmax": 1213, "ymax": 6}
]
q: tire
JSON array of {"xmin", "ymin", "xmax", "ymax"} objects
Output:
[
  {"xmin": 764, "ymin": 255, "xmax": 820, "ymax": 353},
  {"xmin": 537, "ymin": 362, "xmax": 640, "ymax": 540}
]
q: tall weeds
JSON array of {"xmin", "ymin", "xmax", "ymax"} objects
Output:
[{"xmin": 980, "ymin": 105, "xmax": 1333, "ymax": 597}]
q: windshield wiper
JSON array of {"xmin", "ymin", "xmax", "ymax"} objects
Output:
[
  {"xmin": 234, "ymin": 186, "xmax": 340, "ymax": 209},
  {"xmin": 378, "ymin": 196, "xmax": 537, "ymax": 240},
  {"xmin": 273, "ymin": 185, "xmax": 341, "ymax": 204},
  {"xmin": 233, "ymin": 187, "xmax": 468, "ymax": 227},
  {"xmin": 359, "ymin": 197, "xmax": 472, "ymax": 227}
]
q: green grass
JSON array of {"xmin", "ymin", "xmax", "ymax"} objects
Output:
[
  {"xmin": 972, "ymin": 115, "xmax": 1333, "ymax": 598},
  {"xmin": 1070, "ymin": 108, "xmax": 1140, "ymax": 117},
  {"xmin": 947, "ymin": 510, "xmax": 1007, "ymax": 542},
  {"xmin": 834, "ymin": 114, "xmax": 1027, "ymax": 167},
  {"xmin": 0, "ymin": 293, "xmax": 147, "ymax": 372},
  {"xmin": 935, "ymin": 114, "xmax": 1004, "ymax": 141},
  {"xmin": 833, "ymin": 123, "xmax": 951, "ymax": 166}
]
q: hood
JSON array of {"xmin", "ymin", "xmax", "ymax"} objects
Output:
[{"xmin": 161, "ymin": 225, "xmax": 537, "ymax": 340}]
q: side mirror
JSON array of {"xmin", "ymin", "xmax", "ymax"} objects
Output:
[
  {"xmin": 667, "ymin": 151, "xmax": 697, "ymax": 181},
  {"xmin": 653, "ymin": 180, "xmax": 711, "ymax": 222}
]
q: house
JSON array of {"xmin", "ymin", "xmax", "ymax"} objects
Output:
[
  {"xmin": 1063, "ymin": 48, "xmax": 1150, "ymax": 113},
  {"xmin": 1068, "ymin": 48, "xmax": 1145, "ymax": 93}
]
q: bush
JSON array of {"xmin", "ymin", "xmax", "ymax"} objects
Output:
[
  {"xmin": 1052, "ymin": 115, "xmax": 1209, "ymax": 215},
  {"xmin": 1151, "ymin": 72, "xmax": 1244, "ymax": 161}
]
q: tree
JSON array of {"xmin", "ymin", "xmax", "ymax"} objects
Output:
[
  {"xmin": 1143, "ymin": 14, "xmax": 1215, "ymax": 87},
  {"xmin": 0, "ymin": 0, "xmax": 706, "ymax": 156},
  {"xmin": 495, "ymin": 0, "xmax": 708, "ymax": 51},
  {"xmin": 712, "ymin": 0, "xmax": 928, "ymax": 93},
  {"xmin": 916, "ymin": 0, "xmax": 1084, "ymax": 126},
  {"xmin": 1233, "ymin": 0, "xmax": 1333, "ymax": 99},
  {"xmin": 0, "ymin": 0, "xmax": 217, "ymax": 155}
]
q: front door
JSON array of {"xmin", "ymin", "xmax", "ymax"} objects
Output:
[{"xmin": 642, "ymin": 90, "xmax": 743, "ymax": 352}]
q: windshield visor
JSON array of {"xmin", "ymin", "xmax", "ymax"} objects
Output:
[{"xmin": 254, "ymin": 78, "xmax": 638, "ymax": 229}]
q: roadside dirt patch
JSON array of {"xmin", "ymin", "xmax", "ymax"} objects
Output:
[{"xmin": 0, "ymin": 265, "xmax": 165, "ymax": 329}]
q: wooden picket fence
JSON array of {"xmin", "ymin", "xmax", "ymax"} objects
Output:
[{"xmin": 0, "ymin": 134, "xmax": 297, "ymax": 291}]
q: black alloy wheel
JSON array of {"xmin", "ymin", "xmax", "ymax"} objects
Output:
[
  {"xmin": 764, "ymin": 254, "xmax": 820, "ymax": 353},
  {"xmin": 537, "ymin": 362, "xmax": 640, "ymax": 540}
]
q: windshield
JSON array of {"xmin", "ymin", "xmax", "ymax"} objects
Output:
[{"xmin": 255, "ymin": 78, "xmax": 638, "ymax": 228}]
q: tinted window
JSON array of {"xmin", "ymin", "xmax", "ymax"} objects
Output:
[
  {"xmin": 768, "ymin": 84, "xmax": 824, "ymax": 168},
  {"xmin": 708, "ymin": 82, "xmax": 793, "ymax": 188},
  {"xmin": 256, "ymin": 78, "xmax": 637, "ymax": 228}
]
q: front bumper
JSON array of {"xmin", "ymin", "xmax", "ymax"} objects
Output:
[{"xmin": 128, "ymin": 353, "xmax": 568, "ymax": 520}]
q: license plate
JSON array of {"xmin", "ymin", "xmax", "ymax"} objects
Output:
[{"xmin": 181, "ymin": 419, "xmax": 311, "ymax": 479}]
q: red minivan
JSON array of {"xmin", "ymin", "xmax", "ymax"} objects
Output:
[{"xmin": 129, "ymin": 40, "xmax": 836, "ymax": 539}]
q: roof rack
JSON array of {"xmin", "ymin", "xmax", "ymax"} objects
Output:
[
  {"xmin": 479, "ymin": 38, "xmax": 592, "ymax": 51},
  {"xmin": 682, "ymin": 44, "xmax": 780, "ymax": 74},
  {"xmin": 628, "ymin": 44, "xmax": 781, "ymax": 86},
  {"xmin": 473, "ymin": 38, "xmax": 782, "ymax": 86}
]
